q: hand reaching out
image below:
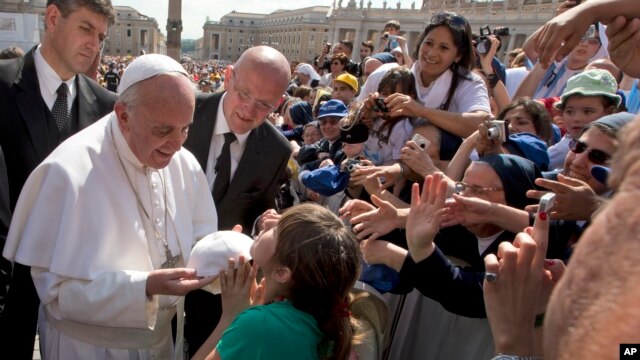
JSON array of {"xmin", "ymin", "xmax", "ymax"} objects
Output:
[
  {"xmin": 525, "ymin": 174, "xmax": 605, "ymax": 220},
  {"xmin": 405, "ymin": 172, "xmax": 448, "ymax": 262},
  {"xmin": 351, "ymin": 195, "xmax": 402, "ymax": 241}
]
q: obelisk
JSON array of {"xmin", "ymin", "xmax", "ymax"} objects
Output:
[{"xmin": 166, "ymin": 0, "xmax": 182, "ymax": 60}]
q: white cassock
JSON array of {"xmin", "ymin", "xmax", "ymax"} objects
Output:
[{"xmin": 3, "ymin": 113, "xmax": 218, "ymax": 360}]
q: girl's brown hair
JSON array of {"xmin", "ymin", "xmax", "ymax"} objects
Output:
[{"xmin": 275, "ymin": 203, "xmax": 361, "ymax": 359}]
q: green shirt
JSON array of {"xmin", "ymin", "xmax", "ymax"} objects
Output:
[{"xmin": 217, "ymin": 301, "xmax": 323, "ymax": 360}]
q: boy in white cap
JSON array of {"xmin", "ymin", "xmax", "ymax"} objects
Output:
[{"xmin": 3, "ymin": 54, "xmax": 219, "ymax": 359}]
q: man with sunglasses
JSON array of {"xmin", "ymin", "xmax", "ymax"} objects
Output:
[
  {"xmin": 0, "ymin": 0, "xmax": 116, "ymax": 357},
  {"xmin": 527, "ymin": 112, "xmax": 635, "ymax": 222},
  {"xmin": 182, "ymin": 45, "xmax": 292, "ymax": 357}
]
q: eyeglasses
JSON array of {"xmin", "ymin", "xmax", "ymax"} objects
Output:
[
  {"xmin": 430, "ymin": 11, "xmax": 468, "ymax": 28},
  {"xmin": 231, "ymin": 70, "xmax": 278, "ymax": 112},
  {"xmin": 569, "ymin": 138, "xmax": 611, "ymax": 165},
  {"xmin": 454, "ymin": 181, "xmax": 503, "ymax": 196}
]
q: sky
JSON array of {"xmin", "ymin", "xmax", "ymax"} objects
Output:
[{"xmin": 111, "ymin": 0, "xmax": 420, "ymax": 40}]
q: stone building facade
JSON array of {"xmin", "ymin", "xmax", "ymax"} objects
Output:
[
  {"xmin": 329, "ymin": 0, "xmax": 559, "ymax": 62},
  {"xmin": 201, "ymin": 6, "xmax": 331, "ymax": 62},
  {"xmin": 103, "ymin": 6, "xmax": 166, "ymax": 57},
  {"xmin": 200, "ymin": 0, "xmax": 558, "ymax": 63}
]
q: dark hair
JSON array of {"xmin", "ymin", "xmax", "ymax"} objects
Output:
[
  {"xmin": 498, "ymin": 97, "xmax": 554, "ymax": 146},
  {"xmin": 275, "ymin": 203, "xmax": 361, "ymax": 360},
  {"xmin": 313, "ymin": 93, "xmax": 333, "ymax": 118},
  {"xmin": 413, "ymin": 12, "xmax": 475, "ymax": 111},
  {"xmin": 293, "ymin": 85, "xmax": 312, "ymax": 100},
  {"xmin": 384, "ymin": 20, "xmax": 401, "ymax": 31},
  {"xmin": 331, "ymin": 53, "xmax": 349, "ymax": 67},
  {"xmin": 0, "ymin": 46, "xmax": 25, "ymax": 59},
  {"xmin": 360, "ymin": 41, "xmax": 374, "ymax": 53},
  {"xmin": 374, "ymin": 66, "xmax": 417, "ymax": 144},
  {"xmin": 47, "ymin": 0, "xmax": 116, "ymax": 25},
  {"xmin": 339, "ymin": 40, "xmax": 354, "ymax": 54}
]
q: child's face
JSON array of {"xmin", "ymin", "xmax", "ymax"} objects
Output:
[
  {"xmin": 332, "ymin": 82, "xmax": 356, "ymax": 105},
  {"xmin": 343, "ymin": 142, "xmax": 364, "ymax": 158},
  {"xmin": 562, "ymin": 95, "xmax": 612, "ymax": 138}
]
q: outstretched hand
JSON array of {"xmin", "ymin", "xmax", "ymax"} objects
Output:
[
  {"xmin": 441, "ymin": 193, "xmax": 493, "ymax": 228},
  {"xmin": 146, "ymin": 268, "xmax": 216, "ymax": 298},
  {"xmin": 405, "ymin": 172, "xmax": 448, "ymax": 262},
  {"xmin": 483, "ymin": 210, "xmax": 565, "ymax": 355},
  {"xmin": 525, "ymin": 174, "xmax": 605, "ymax": 220},
  {"xmin": 351, "ymin": 195, "xmax": 401, "ymax": 241}
]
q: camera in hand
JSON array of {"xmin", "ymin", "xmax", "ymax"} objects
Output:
[
  {"xmin": 373, "ymin": 97, "xmax": 389, "ymax": 113},
  {"xmin": 487, "ymin": 120, "xmax": 509, "ymax": 142},
  {"xmin": 475, "ymin": 25, "xmax": 510, "ymax": 55},
  {"xmin": 345, "ymin": 159, "xmax": 362, "ymax": 173}
]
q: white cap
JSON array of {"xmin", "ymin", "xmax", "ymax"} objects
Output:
[
  {"xmin": 117, "ymin": 54, "xmax": 188, "ymax": 94},
  {"xmin": 187, "ymin": 231, "xmax": 254, "ymax": 294}
]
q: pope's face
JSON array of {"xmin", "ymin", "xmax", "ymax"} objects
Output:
[{"xmin": 118, "ymin": 75, "xmax": 195, "ymax": 169}]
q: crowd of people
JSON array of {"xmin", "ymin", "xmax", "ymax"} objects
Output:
[{"xmin": 1, "ymin": 0, "xmax": 640, "ymax": 359}]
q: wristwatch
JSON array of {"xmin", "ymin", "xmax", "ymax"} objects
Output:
[{"xmin": 492, "ymin": 355, "xmax": 543, "ymax": 360}]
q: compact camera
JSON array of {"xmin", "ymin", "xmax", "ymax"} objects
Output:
[
  {"xmin": 475, "ymin": 25, "xmax": 510, "ymax": 55},
  {"xmin": 487, "ymin": 120, "xmax": 509, "ymax": 142},
  {"xmin": 412, "ymin": 133, "xmax": 430, "ymax": 149},
  {"xmin": 583, "ymin": 24, "xmax": 596, "ymax": 39},
  {"xmin": 345, "ymin": 159, "xmax": 362, "ymax": 173},
  {"xmin": 373, "ymin": 97, "xmax": 389, "ymax": 113},
  {"xmin": 383, "ymin": 34, "xmax": 398, "ymax": 41}
]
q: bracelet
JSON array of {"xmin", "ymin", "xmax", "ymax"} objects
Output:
[{"xmin": 534, "ymin": 313, "xmax": 545, "ymax": 328}]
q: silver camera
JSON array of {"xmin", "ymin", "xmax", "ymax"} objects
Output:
[
  {"xmin": 345, "ymin": 159, "xmax": 361, "ymax": 173},
  {"xmin": 487, "ymin": 120, "xmax": 509, "ymax": 142}
]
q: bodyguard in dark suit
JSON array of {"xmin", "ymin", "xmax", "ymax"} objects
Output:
[
  {"xmin": 0, "ymin": 1, "xmax": 116, "ymax": 357},
  {"xmin": 182, "ymin": 46, "xmax": 292, "ymax": 357}
]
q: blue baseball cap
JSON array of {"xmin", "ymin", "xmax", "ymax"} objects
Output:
[
  {"xmin": 318, "ymin": 99, "xmax": 348, "ymax": 119},
  {"xmin": 504, "ymin": 133, "xmax": 550, "ymax": 171}
]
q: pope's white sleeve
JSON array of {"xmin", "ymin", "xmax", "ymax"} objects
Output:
[{"xmin": 32, "ymin": 266, "xmax": 158, "ymax": 330}]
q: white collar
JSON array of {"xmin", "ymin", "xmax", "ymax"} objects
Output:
[
  {"xmin": 110, "ymin": 113, "xmax": 145, "ymax": 169},
  {"xmin": 34, "ymin": 45, "xmax": 76, "ymax": 101}
]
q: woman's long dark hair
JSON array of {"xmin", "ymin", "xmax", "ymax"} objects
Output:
[
  {"xmin": 413, "ymin": 12, "xmax": 475, "ymax": 111},
  {"xmin": 274, "ymin": 203, "xmax": 361, "ymax": 360}
]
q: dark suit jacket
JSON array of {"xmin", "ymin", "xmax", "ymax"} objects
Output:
[
  {"xmin": 184, "ymin": 91, "xmax": 292, "ymax": 232},
  {"xmin": 0, "ymin": 48, "xmax": 116, "ymax": 210},
  {"xmin": 0, "ymin": 47, "xmax": 115, "ymax": 359}
]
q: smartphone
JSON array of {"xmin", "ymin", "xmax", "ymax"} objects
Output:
[
  {"xmin": 539, "ymin": 192, "xmax": 556, "ymax": 213},
  {"xmin": 412, "ymin": 133, "xmax": 431, "ymax": 149},
  {"xmin": 374, "ymin": 97, "xmax": 389, "ymax": 113}
]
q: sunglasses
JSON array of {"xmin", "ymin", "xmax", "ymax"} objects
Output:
[
  {"xmin": 569, "ymin": 138, "xmax": 611, "ymax": 165},
  {"xmin": 430, "ymin": 11, "xmax": 468, "ymax": 28},
  {"xmin": 454, "ymin": 181, "xmax": 503, "ymax": 196}
]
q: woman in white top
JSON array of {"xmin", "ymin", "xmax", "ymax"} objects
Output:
[{"xmin": 381, "ymin": 12, "xmax": 491, "ymax": 139}]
